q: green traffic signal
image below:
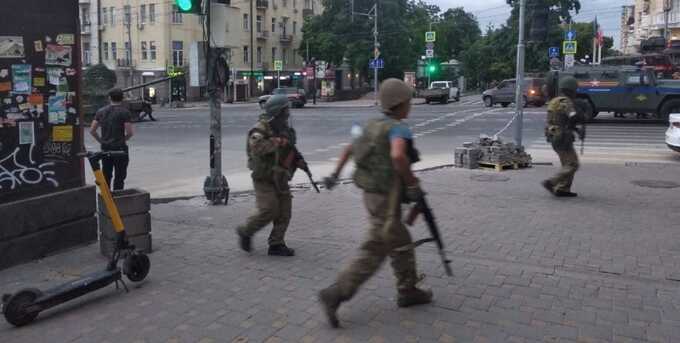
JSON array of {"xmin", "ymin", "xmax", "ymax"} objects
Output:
[
  {"xmin": 176, "ymin": 0, "xmax": 193, "ymax": 11},
  {"xmin": 428, "ymin": 65, "xmax": 436, "ymax": 73}
]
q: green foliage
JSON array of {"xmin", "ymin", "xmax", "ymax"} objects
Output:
[{"xmin": 82, "ymin": 64, "xmax": 117, "ymax": 116}]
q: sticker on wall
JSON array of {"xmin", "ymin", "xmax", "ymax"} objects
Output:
[
  {"xmin": 56, "ymin": 34, "xmax": 75, "ymax": 45},
  {"xmin": 65, "ymin": 68, "xmax": 76, "ymax": 76},
  {"xmin": 33, "ymin": 77, "xmax": 45, "ymax": 87},
  {"xmin": 0, "ymin": 69, "xmax": 8, "ymax": 78},
  {"xmin": 0, "ymin": 36, "xmax": 25, "ymax": 58},
  {"xmin": 34, "ymin": 40, "xmax": 44, "ymax": 52},
  {"xmin": 3, "ymin": 98, "xmax": 11, "ymax": 104},
  {"xmin": 45, "ymin": 36, "xmax": 52, "ymax": 43},
  {"xmin": 52, "ymin": 125, "xmax": 73, "ymax": 142},
  {"xmin": 45, "ymin": 44, "xmax": 72, "ymax": 66},
  {"xmin": 18, "ymin": 103, "xmax": 29, "ymax": 111},
  {"xmin": 0, "ymin": 81, "xmax": 11, "ymax": 92},
  {"xmin": 28, "ymin": 94, "xmax": 43, "ymax": 106},
  {"xmin": 15, "ymin": 95, "xmax": 24, "ymax": 103},
  {"xmin": 11, "ymin": 64, "xmax": 31, "ymax": 94},
  {"xmin": 18, "ymin": 121, "xmax": 35, "ymax": 145},
  {"xmin": 48, "ymin": 94, "xmax": 66, "ymax": 124},
  {"xmin": 46, "ymin": 67, "xmax": 68, "ymax": 92}
]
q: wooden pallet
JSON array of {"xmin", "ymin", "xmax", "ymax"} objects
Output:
[{"xmin": 477, "ymin": 161, "xmax": 531, "ymax": 172}]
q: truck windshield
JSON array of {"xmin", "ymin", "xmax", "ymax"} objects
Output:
[{"xmin": 431, "ymin": 83, "xmax": 447, "ymax": 88}]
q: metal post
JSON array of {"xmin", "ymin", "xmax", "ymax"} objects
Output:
[
  {"xmin": 203, "ymin": 2, "xmax": 229, "ymax": 205},
  {"xmin": 512, "ymin": 0, "xmax": 526, "ymax": 147},
  {"xmin": 312, "ymin": 59, "xmax": 317, "ymax": 104},
  {"xmin": 277, "ymin": 70, "xmax": 280, "ymax": 88},
  {"xmin": 665, "ymin": 0, "xmax": 672, "ymax": 42},
  {"xmin": 373, "ymin": 4, "xmax": 378, "ymax": 106},
  {"xmin": 250, "ymin": 0, "xmax": 255, "ymax": 98}
]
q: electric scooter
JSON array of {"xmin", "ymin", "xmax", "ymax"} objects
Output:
[{"xmin": 1, "ymin": 151, "xmax": 151, "ymax": 327}]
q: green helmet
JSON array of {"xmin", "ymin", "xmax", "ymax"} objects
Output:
[
  {"xmin": 263, "ymin": 94, "xmax": 290, "ymax": 118},
  {"xmin": 559, "ymin": 76, "xmax": 578, "ymax": 93},
  {"xmin": 379, "ymin": 78, "xmax": 413, "ymax": 114}
]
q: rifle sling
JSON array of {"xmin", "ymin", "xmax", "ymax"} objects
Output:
[{"xmin": 393, "ymin": 238, "xmax": 436, "ymax": 252}]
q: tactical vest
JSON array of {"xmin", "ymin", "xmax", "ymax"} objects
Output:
[
  {"xmin": 352, "ymin": 117, "xmax": 420, "ymax": 194},
  {"xmin": 246, "ymin": 120, "xmax": 277, "ymax": 181},
  {"xmin": 545, "ymin": 97, "xmax": 575, "ymax": 148}
]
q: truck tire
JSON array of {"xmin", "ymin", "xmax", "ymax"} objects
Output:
[
  {"xmin": 501, "ymin": 103, "xmax": 510, "ymax": 108},
  {"xmin": 659, "ymin": 98, "xmax": 680, "ymax": 122},
  {"xmin": 441, "ymin": 95, "xmax": 448, "ymax": 104}
]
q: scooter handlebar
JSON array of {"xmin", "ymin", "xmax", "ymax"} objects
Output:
[{"xmin": 77, "ymin": 151, "xmax": 128, "ymax": 159}]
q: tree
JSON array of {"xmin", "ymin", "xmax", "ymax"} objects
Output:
[{"xmin": 82, "ymin": 64, "xmax": 117, "ymax": 117}]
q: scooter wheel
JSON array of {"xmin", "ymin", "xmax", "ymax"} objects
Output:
[
  {"xmin": 4, "ymin": 288, "xmax": 42, "ymax": 327},
  {"xmin": 124, "ymin": 253, "xmax": 150, "ymax": 282}
]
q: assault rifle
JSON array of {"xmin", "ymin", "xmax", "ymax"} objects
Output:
[
  {"xmin": 400, "ymin": 196, "xmax": 453, "ymax": 276},
  {"xmin": 282, "ymin": 147, "xmax": 320, "ymax": 193}
]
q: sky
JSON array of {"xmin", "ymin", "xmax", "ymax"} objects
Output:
[{"xmin": 430, "ymin": 0, "xmax": 635, "ymax": 49}]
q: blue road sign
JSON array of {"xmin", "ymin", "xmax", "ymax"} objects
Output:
[
  {"xmin": 565, "ymin": 30, "xmax": 576, "ymax": 41},
  {"xmin": 549, "ymin": 47, "xmax": 560, "ymax": 58},
  {"xmin": 369, "ymin": 58, "xmax": 384, "ymax": 69}
]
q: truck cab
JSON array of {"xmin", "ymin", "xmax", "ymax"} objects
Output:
[{"xmin": 421, "ymin": 81, "xmax": 460, "ymax": 104}]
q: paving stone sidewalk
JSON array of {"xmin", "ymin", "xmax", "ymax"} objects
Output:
[{"xmin": 1, "ymin": 163, "xmax": 680, "ymax": 343}]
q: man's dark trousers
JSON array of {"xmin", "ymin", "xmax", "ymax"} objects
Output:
[{"xmin": 102, "ymin": 145, "xmax": 129, "ymax": 190}]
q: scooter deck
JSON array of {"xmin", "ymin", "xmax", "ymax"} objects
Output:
[{"xmin": 34, "ymin": 269, "xmax": 122, "ymax": 311}]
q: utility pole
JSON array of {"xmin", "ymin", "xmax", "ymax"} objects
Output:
[
  {"xmin": 125, "ymin": 7, "xmax": 134, "ymax": 89},
  {"xmin": 203, "ymin": 1, "xmax": 229, "ymax": 205},
  {"xmin": 512, "ymin": 0, "xmax": 526, "ymax": 147},
  {"xmin": 250, "ymin": 0, "xmax": 255, "ymax": 98},
  {"xmin": 351, "ymin": 1, "xmax": 378, "ymax": 105},
  {"xmin": 665, "ymin": 0, "xmax": 672, "ymax": 42}
]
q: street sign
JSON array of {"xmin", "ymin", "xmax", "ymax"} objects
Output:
[
  {"xmin": 565, "ymin": 30, "xmax": 576, "ymax": 41},
  {"xmin": 548, "ymin": 47, "xmax": 560, "ymax": 58},
  {"xmin": 374, "ymin": 47, "xmax": 380, "ymax": 59},
  {"xmin": 563, "ymin": 40, "xmax": 577, "ymax": 55},
  {"xmin": 274, "ymin": 60, "xmax": 283, "ymax": 71},
  {"xmin": 564, "ymin": 54, "xmax": 575, "ymax": 68},
  {"xmin": 425, "ymin": 42, "xmax": 434, "ymax": 50},
  {"xmin": 425, "ymin": 49, "xmax": 434, "ymax": 58},
  {"xmin": 369, "ymin": 58, "xmax": 384, "ymax": 69},
  {"xmin": 425, "ymin": 31, "xmax": 436, "ymax": 43},
  {"xmin": 550, "ymin": 57, "xmax": 562, "ymax": 70}
]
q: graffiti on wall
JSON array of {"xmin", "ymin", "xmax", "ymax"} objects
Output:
[{"xmin": 0, "ymin": 144, "xmax": 58, "ymax": 190}]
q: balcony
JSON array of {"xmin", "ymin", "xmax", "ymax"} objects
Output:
[
  {"xmin": 303, "ymin": 8, "xmax": 314, "ymax": 18},
  {"xmin": 256, "ymin": 0, "xmax": 268, "ymax": 9},
  {"xmin": 257, "ymin": 30, "xmax": 269, "ymax": 40},
  {"xmin": 116, "ymin": 58, "xmax": 135, "ymax": 68},
  {"xmin": 279, "ymin": 34, "xmax": 293, "ymax": 44}
]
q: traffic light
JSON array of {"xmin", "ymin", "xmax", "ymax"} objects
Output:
[
  {"xmin": 427, "ymin": 63, "xmax": 437, "ymax": 74},
  {"xmin": 176, "ymin": 0, "xmax": 202, "ymax": 14}
]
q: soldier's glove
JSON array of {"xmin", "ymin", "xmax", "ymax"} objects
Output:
[
  {"xmin": 323, "ymin": 173, "xmax": 339, "ymax": 190},
  {"xmin": 405, "ymin": 181, "xmax": 426, "ymax": 203}
]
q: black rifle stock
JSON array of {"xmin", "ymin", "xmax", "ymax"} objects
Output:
[{"xmin": 402, "ymin": 197, "xmax": 453, "ymax": 276}]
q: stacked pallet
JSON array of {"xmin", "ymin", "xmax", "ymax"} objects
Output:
[{"xmin": 455, "ymin": 137, "xmax": 532, "ymax": 171}]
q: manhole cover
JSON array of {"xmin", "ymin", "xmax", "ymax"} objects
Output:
[
  {"xmin": 470, "ymin": 174, "xmax": 510, "ymax": 182},
  {"xmin": 631, "ymin": 180, "xmax": 680, "ymax": 189}
]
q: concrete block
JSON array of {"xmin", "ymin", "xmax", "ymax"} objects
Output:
[
  {"xmin": 99, "ymin": 212, "xmax": 151, "ymax": 240},
  {"xmin": 98, "ymin": 188, "xmax": 150, "ymax": 218},
  {"xmin": 0, "ymin": 186, "xmax": 96, "ymax": 241},
  {"xmin": 0, "ymin": 216, "xmax": 97, "ymax": 270}
]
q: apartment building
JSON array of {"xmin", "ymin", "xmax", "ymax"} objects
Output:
[
  {"xmin": 622, "ymin": 0, "xmax": 680, "ymax": 53},
  {"xmin": 80, "ymin": 0, "xmax": 320, "ymax": 103}
]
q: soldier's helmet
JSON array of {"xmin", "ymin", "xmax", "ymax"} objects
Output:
[
  {"xmin": 263, "ymin": 94, "xmax": 290, "ymax": 118},
  {"xmin": 379, "ymin": 78, "xmax": 413, "ymax": 115},
  {"xmin": 559, "ymin": 76, "xmax": 578, "ymax": 93}
]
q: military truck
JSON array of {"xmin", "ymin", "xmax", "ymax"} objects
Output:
[{"xmin": 560, "ymin": 65, "xmax": 680, "ymax": 122}]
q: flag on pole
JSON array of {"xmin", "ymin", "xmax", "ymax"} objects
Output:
[{"xmin": 593, "ymin": 16, "xmax": 604, "ymax": 47}]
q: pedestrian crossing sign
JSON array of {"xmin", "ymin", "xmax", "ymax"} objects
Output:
[
  {"xmin": 425, "ymin": 31, "xmax": 436, "ymax": 43},
  {"xmin": 274, "ymin": 60, "xmax": 283, "ymax": 71},
  {"xmin": 563, "ymin": 40, "xmax": 577, "ymax": 55}
]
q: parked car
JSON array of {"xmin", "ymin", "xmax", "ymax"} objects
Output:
[
  {"xmin": 259, "ymin": 87, "xmax": 307, "ymax": 108},
  {"xmin": 666, "ymin": 113, "xmax": 680, "ymax": 152},
  {"xmin": 482, "ymin": 78, "xmax": 546, "ymax": 108},
  {"xmin": 421, "ymin": 81, "xmax": 460, "ymax": 104}
]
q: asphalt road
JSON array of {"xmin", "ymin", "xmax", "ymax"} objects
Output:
[{"xmin": 85, "ymin": 95, "xmax": 677, "ymax": 199}]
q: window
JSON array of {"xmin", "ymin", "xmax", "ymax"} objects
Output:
[
  {"xmin": 141, "ymin": 41, "xmax": 148, "ymax": 60},
  {"xmin": 149, "ymin": 41, "xmax": 157, "ymax": 60},
  {"xmin": 103, "ymin": 42, "xmax": 109, "ymax": 60},
  {"xmin": 293, "ymin": 0, "xmax": 296, "ymax": 8},
  {"xmin": 124, "ymin": 42, "xmax": 131, "ymax": 62},
  {"xmin": 282, "ymin": 0, "xmax": 287, "ymax": 7},
  {"xmin": 124, "ymin": 5, "xmax": 131, "ymax": 25},
  {"xmin": 243, "ymin": 14, "xmax": 249, "ymax": 31},
  {"xmin": 172, "ymin": 41, "xmax": 184, "ymax": 66},
  {"xmin": 172, "ymin": 5, "xmax": 183, "ymax": 24},
  {"xmin": 293, "ymin": 21, "xmax": 297, "ymax": 35},
  {"xmin": 81, "ymin": 5, "xmax": 91, "ymax": 26},
  {"xmin": 243, "ymin": 46, "xmax": 249, "ymax": 64},
  {"xmin": 225, "ymin": 48, "xmax": 232, "ymax": 63},
  {"xmin": 282, "ymin": 48, "xmax": 288, "ymax": 65},
  {"xmin": 256, "ymin": 15, "xmax": 262, "ymax": 32},
  {"xmin": 272, "ymin": 47, "xmax": 277, "ymax": 64},
  {"xmin": 83, "ymin": 42, "xmax": 91, "ymax": 65},
  {"xmin": 305, "ymin": 0, "xmax": 311, "ymax": 9},
  {"xmin": 140, "ymin": 4, "xmax": 147, "ymax": 23},
  {"xmin": 102, "ymin": 8, "xmax": 108, "ymax": 25},
  {"xmin": 111, "ymin": 42, "xmax": 117, "ymax": 60},
  {"xmin": 110, "ymin": 7, "xmax": 115, "ymax": 26},
  {"xmin": 292, "ymin": 49, "xmax": 296, "ymax": 65},
  {"xmin": 282, "ymin": 18, "xmax": 288, "ymax": 35},
  {"xmin": 271, "ymin": 18, "xmax": 276, "ymax": 32},
  {"xmin": 257, "ymin": 47, "xmax": 262, "ymax": 64},
  {"xmin": 149, "ymin": 4, "xmax": 156, "ymax": 23}
]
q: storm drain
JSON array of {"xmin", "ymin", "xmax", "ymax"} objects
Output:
[
  {"xmin": 631, "ymin": 180, "xmax": 680, "ymax": 189},
  {"xmin": 470, "ymin": 174, "xmax": 510, "ymax": 183}
]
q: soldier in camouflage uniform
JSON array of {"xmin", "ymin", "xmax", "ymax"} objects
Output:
[
  {"xmin": 236, "ymin": 94, "xmax": 298, "ymax": 256},
  {"xmin": 541, "ymin": 76, "xmax": 585, "ymax": 197},
  {"xmin": 318, "ymin": 79, "xmax": 433, "ymax": 328}
]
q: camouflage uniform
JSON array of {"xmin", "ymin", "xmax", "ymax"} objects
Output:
[
  {"xmin": 236, "ymin": 116, "xmax": 295, "ymax": 252},
  {"xmin": 544, "ymin": 96, "xmax": 580, "ymax": 193}
]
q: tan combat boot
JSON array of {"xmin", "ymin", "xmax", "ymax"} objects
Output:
[{"xmin": 397, "ymin": 287, "xmax": 433, "ymax": 308}]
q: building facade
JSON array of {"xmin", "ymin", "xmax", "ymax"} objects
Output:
[
  {"xmin": 621, "ymin": 0, "xmax": 680, "ymax": 54},
  {"xmin": 80, "ymin": 0, "xmax": 321, "ymax": 103}
]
